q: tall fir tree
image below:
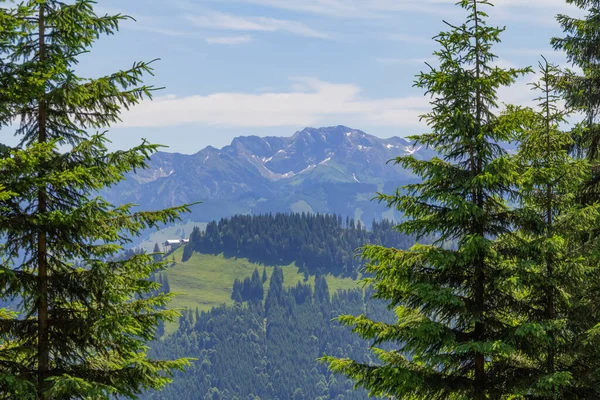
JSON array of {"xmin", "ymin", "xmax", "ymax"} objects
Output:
[
  {"xmin": 496, "ymin": 58, "xmax": 600, "ymax": 398},
  {"xmin": 0, "ymin": 1, "xmax": 193, "ymax": 398},
  {"xmin": 153, "ymin": 242, "xmax": 162, "ymax": 263},
  {"xmin": 322, "ymin": 1, "xmax": 531, "ymax": 398},
  {"xmin": 552, "ymin": 0, "xmax": 600, "ymax": 201}
]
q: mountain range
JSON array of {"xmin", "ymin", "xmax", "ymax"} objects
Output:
[{"xmin": 103, "ymin": 126, "xmax": 436, "ymax": 223}]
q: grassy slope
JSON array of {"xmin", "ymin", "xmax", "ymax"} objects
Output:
[{"xmin": 162, "ymin": 247, "xmax": 360, "ymax": 333}]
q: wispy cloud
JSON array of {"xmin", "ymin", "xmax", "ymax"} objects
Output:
[
  {"xmin": 118, "ymin": 78, "xmax": 430, "ymax": 129},
  {"xmin": 196, "ymin": 0, "xmax": 571, "ymax": 24},
  {"xmin": 117, "ymin": 74, "xmax": 555, "ymax": 132},
  {"xmin": 127, "ymin": 24, "xmax": 196, "ymax": 37},
  {"xmin": 94, "ymin": 6, "xmax": 198, "ymax": 37},
  {"xmin": 195, "ymin": 0, "xmax": 457, "ymax": 19},
  {"xmin": 186, "ymin": 11, "xmax": 329, "ymax": 39},
  {"xmin": 206, "ymin": 35, "xmax": 253, "ymax": 45},
  {"xmin": 98, "ymin": 4, "xmax": 331, "ymax": 40}
]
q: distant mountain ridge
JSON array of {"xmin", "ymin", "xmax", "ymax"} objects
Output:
[{"xmin": 103, "ymin": 126, "xmax": 436, "ymax": 222}]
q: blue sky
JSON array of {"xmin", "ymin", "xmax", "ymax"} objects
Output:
[{"xmin": 2, "ymin": 0, "xmax": 582, "ymax": 153}]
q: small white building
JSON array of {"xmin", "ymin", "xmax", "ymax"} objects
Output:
[{"xmin": 163, "ymin": 239, "xmax": 189, "ymax": 252}]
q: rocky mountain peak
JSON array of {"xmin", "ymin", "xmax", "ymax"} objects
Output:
[{"xmin": 104, "ymin": 126, "xmax": 434, "ymax": 223}]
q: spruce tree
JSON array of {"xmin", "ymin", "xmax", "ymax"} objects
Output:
[
  {"xmin": 322, "ymin": 1, "xmax": 530, "ymax": 398},
  {"xmin": 153, "ymin": 242, "xmax": 162, "ymax": 263},
  {"xmin": 0, "ymin": 1, "xmax": 193, "ymax": 398},
  {"xmin": 496, "ymin": 58, "xmax": 600, "ymax": 398},
  {"xmin": 163, "ymin": 275, "xmax": 171, "ymax": 294},
  {"xmin": 265, "ymin": 266, "xmax": 284, "ymax": 312},
  {"xmin": 551, "ymin": 0, "xmax": 600, "ymax": 203},
  {"xmin": 314, "ymin": 274, "xmax": 330, "ymax": 305},
  {"xmin": 552, "ymin": 0, "xmax": 600, "ymax": 159},
  {"xmin": 250, "ymin": 268, "xmax": 264, "ymax": 302}
]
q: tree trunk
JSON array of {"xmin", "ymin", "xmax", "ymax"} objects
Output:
[
  {"xmin": 472, "ymin": 1, "xmax": 486, "ymax": 398},
  {"xmin": 37, "ymin": 4, "xmax": 49, "ymax": 399},
  {"xmin": 545, "ymin": 68, "xmax": 556, "ymax": 394}
]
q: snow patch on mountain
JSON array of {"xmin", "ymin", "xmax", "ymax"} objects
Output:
[{"xmin": 299, "ymin": 164, "xmax": 316, "ymax": 174}]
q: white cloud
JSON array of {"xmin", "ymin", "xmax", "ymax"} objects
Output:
[
  {"xmin": 118, "ymin": 70, "xmax": 570, "ymax": 132},
  {"xmin": 186, "ymin": 11, "xmax": 329, "ymax": 39},
  {"xmin": 198, "ymin": 0, "xmax": 572, "ymax": 20},
  {"xmin": 206, "ymin": 35, "xmax": 253, "ymax": 45},
  {"xmin": 200, "ymin": 0, "xmax": 457, "ymax": 19},
  {"xmin": 118, "ymin": 78, "xmax": 430, "ymax": 129},
  {"xmin": 127, "ymin": 24, "xmax": 196, "ymax": 37}
]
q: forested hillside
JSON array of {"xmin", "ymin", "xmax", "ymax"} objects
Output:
[
  {"xmin": 183, "ymin": 213, "xmax": 415, "ymax": 276},
  {"xmin": 144, "ymin": 267, "xmax": 390, "ymax": 400}
]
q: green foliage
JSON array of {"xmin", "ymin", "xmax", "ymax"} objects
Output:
[
  {"xmin": 157, "ymin": 249, "xmax": 361, "ymax": 334},
  {"xmin": 153, "ymin": 243, "xmax": 163, "ymax": 263},
  {"xmin": 187, "ymin": 213, "xmax": 415, "ymax": 276},
  {"xmin": 322, "ymin": 1, "xmax": 533, "ymax": 398},
  {"xmin": 0, "ymin": 0, "xmax": 194, "ymax": 397},
  {"xmin": 552, "ymin": 0, "xmax": 600, "ymax": 202},
  {"xmin": 231, "ymin": 268, "xmax": 264, "ymax": 303},
  {"xmin": 552, "ymin": 0, "xmax": 600, "ymax": 153},
  {"xmin": 493, "ymin": 59, "xmax": 600, "ymax": 398},
  {"xmin": 143, "ymin": 271, "xmax": 391, "ymax": 400}
]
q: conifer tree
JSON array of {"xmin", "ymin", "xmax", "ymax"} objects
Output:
[
  {"xmin": 322, "ymin": 1, "xmax": 530, "ymax": 398},
  {"xmin": 0, "ymin": 1, "xmax": 193, "ymax": 398},
  {"xmin": 265, "ymin": 267, "xmax": 284, "ymax": 312},
  {"xmin": 250, "ymin": 268, "xmax": 264, "ymax": 302},
  {"xmin": 314, "ymin": 273, "xmax": 330, "ymax": 305},
  {"xmin": 552, "ymin": 0, "xmax": 600, "ymax": 202},
  {"xmin": 153, "ymin": 242, "xmax": 162, "ymax": 263},
  {"xmin": 496, "ymin": 58, "xmax": 600, "ymax": 398},
  {"xmin": 163, "ymin": 275, "xmax": 171, "ymax": 294},
  {"xmin": 552, "ymin": 0, "xmax": 600, "ymax": 157}
]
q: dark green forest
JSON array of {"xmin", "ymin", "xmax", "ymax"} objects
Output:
[
  {"xmin": 183, "ymin": 213, "xmax": 415, "ymax": 276},
  {"xmin": 144, "ymin": 267, "xmax": 391, "ymax": 400},
  {"xmin": 141, "ymin": 214, "xmax": 415, "ymax": 399}
]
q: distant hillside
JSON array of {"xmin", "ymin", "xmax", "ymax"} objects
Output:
[
  {"xmin": 161, "ymin": 248, "xmax": 359, "ymax": 333},
  {"xmin": 183, "ymin": 213, "xmax": 415, "ymax": 277},
  {"xmin": 145, "ymin": 264, "xmax": 388, "ymax": 400},
  {"xmin": 102, "ymin": 126, "xmax": 436, "ymax": 222}
]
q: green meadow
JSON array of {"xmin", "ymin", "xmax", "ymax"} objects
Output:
[{"xmin": 162, "ymin": 248, "xmax": 361, "ymax": 333}]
